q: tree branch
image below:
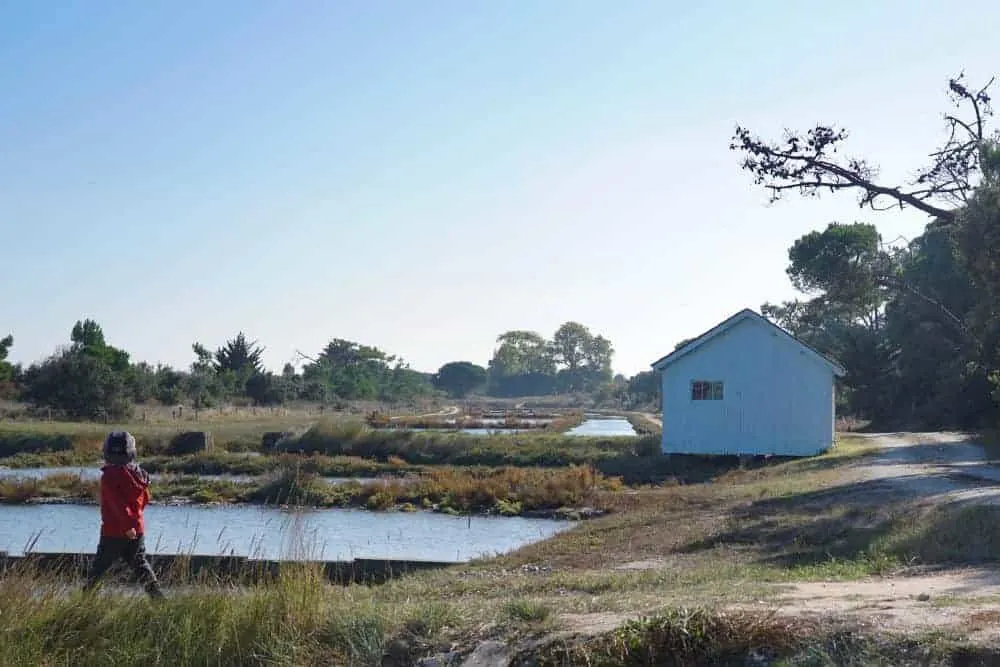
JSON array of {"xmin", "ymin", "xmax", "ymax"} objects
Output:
[
  {"xmin": 881, "ymin": 276, "xmax": 968, "ymax": 334},
  {"xmin": 294, "ymin": 349, "xmax": 319, "ymax": 364},
  {"xmin": 732, "ymin": 73, "xmax": 996, "ymax": 225}
]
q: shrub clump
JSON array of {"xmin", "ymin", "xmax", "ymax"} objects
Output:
[{"xmin": 0, "ymin": 432, "xmax": 74, "ymax": 458}]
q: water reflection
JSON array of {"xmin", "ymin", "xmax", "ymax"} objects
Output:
[{"xmin": 0, "ymin": 503, "xmax": 571, "ymax": 562}]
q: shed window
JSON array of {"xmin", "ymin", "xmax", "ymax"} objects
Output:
[{"xmin": 691, "ymin": 381, "xmax": 723, "ymax": 401}]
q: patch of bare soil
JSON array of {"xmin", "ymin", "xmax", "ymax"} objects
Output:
[
  {"xmin": 734, "ymin": 434, "xmax": 1000, "ymax": 640},
  {"xmin": 639, "ymin": 413, "xmax": 662, "ymax": 427},
  {"xmin": 557, "ymin": 612, "xmax": 632, "ymax": 637},
  {"xmin": 858, "ymin": 432, "xmax": 1000, "ymax": 502},
  {"xmin": 734, "ymin": 568, "xmax": 1000, "ymax": 644}
]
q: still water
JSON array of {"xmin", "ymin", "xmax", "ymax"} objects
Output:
[
  {"xmin": 566, "ymin": 417, "xmax": 637, "ymax": 437},
  {"xmin": 0, "ymin": 503, "xmax": 571, "ymax": 562},
  {"xmin": 381, "ymin": 418, "xmax": 636, "ymax": 436}
]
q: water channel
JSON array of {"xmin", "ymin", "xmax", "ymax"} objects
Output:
[
  {"xmin": 0, "ymin": 418, "xmax": 635, "ymax": 561},
  {"xmin": 0, "ymin": 503, "xmax": 572, "ymax": 562}
]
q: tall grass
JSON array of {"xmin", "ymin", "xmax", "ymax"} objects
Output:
[
  {"xmin": 0, "ymin": 567, "xmax": 975, "ymax": 667},
  {"xmin": 0, "ymin": 473, "xmax": 97, "ymax": 503},
  {"xmin": 536, "ymin": 608, "xmax": 976, "ymax": 666},
  {"xmin": 0, "ymin": 464, "xmax": 621, "ymax": 515},
  {"xmin": 141, "ymin": 452, "xmax": 420, "ymax": 478},
  {"xmin": 227, "ymin": 463, "xmax": 620, "ymax": 514},
  {"xmin": 280, "ymin": 418, "xmax": 648, "ymax": 468},
  {"xmin": 0, "ymin": 420, "xmax": 298, "ymax": 457},
  {"xmin": 0, "ymin": 564, "xmax": 456, "ymax": 666}
]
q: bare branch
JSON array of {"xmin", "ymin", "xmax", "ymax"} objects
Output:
[
  {"xmin": 732, "ymin": 73, "xmax": 996, "ymax": 225},
  {"xmin": 294, "ymin": 349, "xmax": 319, "ymax": 364},
  {"xmin": 881, "ymin": 276, "xmax": 967, "ymax": 334}
]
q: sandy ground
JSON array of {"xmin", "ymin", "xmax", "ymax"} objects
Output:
[
  {"xmin": 745, "ymin": 432, "xmax": 1000, "ymax": 642},
  {"xmin": 640, "ymin": 413, "xmax": 662, "ymax": 427}
]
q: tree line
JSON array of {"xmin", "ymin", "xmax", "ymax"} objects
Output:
[
  {"xmin": 0, "ymin": 319, "xmax": 636, "ymax": 420},
  {"xmin": 733, "ymin": 72, "xmax": 1000, "ymax": 429}
]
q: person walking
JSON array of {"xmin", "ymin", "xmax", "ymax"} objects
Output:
[{"xmin": 83, "ymin": 430, "xmax": 164, "ymax": 599}]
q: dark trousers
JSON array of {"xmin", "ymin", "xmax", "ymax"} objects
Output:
[{"xmin": 84, "ymin": 535, "xmax": 163, "ymax": 598}]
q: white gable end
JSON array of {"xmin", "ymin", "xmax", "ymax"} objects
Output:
[{"xmin": 651, "ymin": 309, "xmax": 840, "ymax": 457}]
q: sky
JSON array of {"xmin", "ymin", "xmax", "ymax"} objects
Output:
[{"xmin": 2, "ymin": 0, "xmax": 998, "ymax": 376}]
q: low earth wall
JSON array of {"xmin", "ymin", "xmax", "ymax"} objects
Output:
[{"xmin": 0, "ymin": 551, "xmax": 454, "ymax": 585}]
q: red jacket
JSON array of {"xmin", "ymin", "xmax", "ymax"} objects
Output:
[{"xmin": 99, "ymin": 464, "xmax": 151, "ymax": 538}]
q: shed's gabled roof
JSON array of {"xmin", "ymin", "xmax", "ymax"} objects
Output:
[{"xmin": 650, "ymin": 308, "xmax": 847, "ymax": 376}]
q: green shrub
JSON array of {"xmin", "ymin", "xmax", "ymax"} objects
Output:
[{"xmin": 365, "ymin": 490, "xmax": 395, "ymax": 511}]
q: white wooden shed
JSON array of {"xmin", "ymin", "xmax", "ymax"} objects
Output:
[{"xmin": 650, "ymin": 308, "xmax": 846, "ymax": 457}]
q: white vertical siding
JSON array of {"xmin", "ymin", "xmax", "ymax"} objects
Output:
[{"xmin": 660, "ymin": 317, "xmax": 835, "ymax": 456}]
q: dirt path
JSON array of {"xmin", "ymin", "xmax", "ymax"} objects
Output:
[
  {"xmin": 743, "ymin": 433, "xmax": 1000, "ymax": 641},
  {"xmin": 856, "ymin": 431, "xmax": 1000, "ymax": 503},
  {"xmin": 390, "ymin": 405, "xmax": 459, "ymax": 420},
  {"xmin": 732, "ymin": 567, "xmax": 1000, "ymax": 643}
]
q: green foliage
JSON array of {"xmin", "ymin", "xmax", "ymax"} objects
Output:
[
  {"xmin": 22, "ymin": 331, "xmax": 133, "ymax": 421},
  {"xmin": 300, "ymin": 338, "xmax": 432, "ymax": 402},
  {"xmin": 432, "ymin": 361, "xmax": 487, "ymax": 398},
  {"xmin": 0, "ymin": 334, "xmax": 16, "ymax": 398},
  {"xmin": 0, "ymin": 334, "xmax": 12, "ymax": 381},
  {"xmin": 747, "ymin": 74, "xmax": 1000, "ymax": 429},
  {"xmin": 214, "ymin": 332, "xmax": 264, "ymax": 378},
  {"xmin": 559, "ymin": 608, "xmax": 807, "ymax": 666},
  {"xmin": 9, "ymin": 315, "xmax": 623, "ymax": 419},
  {"xmin": 625, "ymin": 371, "xmax": 659, "ymax": 407},
  {"xmin": 487, "ymin": 322, "xmax": 614, "ymax": 397}
]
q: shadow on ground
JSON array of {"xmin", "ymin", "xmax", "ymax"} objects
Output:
[
  {"xmin": 676, "ymin": 475, "xmax": 1000, "ymax": 570},
  {"xmin": 596, "ymin": 453, "xmax": 799, "ymax": 486}
]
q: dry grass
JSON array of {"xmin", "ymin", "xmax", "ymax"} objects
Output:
[
  {"xmin": 0, "ymin": 398, "xmax": 447, "ymax": 423},
  {"xmin": 0, "ymin": 418, "xmax": 317, "ymax": 454},
  {"xmin": 0, "ymin": 473, "xmax": 97, "ymax": 503},
  {"xmin": 0, "ymin": 464, "xmax": 622, "ymax": 515},
  {"xmin": 2, "ymin": 431, "xmax": 1000, "ymax": 663}
]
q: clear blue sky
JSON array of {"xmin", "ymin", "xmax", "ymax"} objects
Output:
[{"xmin": 2, "ymin": 0, "xmax": 997, "ymax": 376}]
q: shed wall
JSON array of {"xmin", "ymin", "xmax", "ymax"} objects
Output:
[{"xmin": 660, "ymin": 318, "xmax": 834, "ymax": 456}]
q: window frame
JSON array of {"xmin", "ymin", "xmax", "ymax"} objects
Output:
[{"xmin": 691, "ymin": 380, "xmax": 724, "ymax": 401}]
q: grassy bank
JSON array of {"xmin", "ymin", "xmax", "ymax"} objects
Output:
[
  {"xmin": 367, "ymin": 412, "xmax": 586, "ymax": 432},
  {"xmin": 0, "ymin": 464, "xmax": 620, "ymax": 516},
  {"xmin": 1, "ymin": 429, "xmax": 810, "ymax": 490},
  {"xmin": 0, "ymin": 418, "xmax": 644, "ymax": 466},
  {"xmin": 279, "ymin": 418, "xmax": 646, "ymax": 466},
  {"xmin": 2, "ymin": 434, "xmax": 999, "ymax": 665},
  {"xmin": 0, "ymin": 566, "xmax": 989, "ymax": 667},
  {"xmin": 142, "ymin": 452, "xmax": 421, "ymax": 478},
  {"xmin": 0, "ymin": 419, "xmax": 303, "ymax": 457},
  {"xmin": 625, "ymin": 412, "xmax": 662, "ymax": 436}
]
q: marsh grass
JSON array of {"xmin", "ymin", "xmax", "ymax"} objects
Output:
[
  {"xmin": 0, "ymin": 472, "xmax": 97, "ymax": 503},
  {"xmin": 502, "ymin": 598, "xmax": 553, "ymax": 623},
  {"xmin": 0, "ymin": 463, "xmax": 621, "ymax": 515},
  {"xmin": 625, "ymin": 412, "xmax": 662, "ymax": 436},
  {"xmin": 140, "ymin": 452, "xmax": 419, "ymax": 477},
  {"xmin": 2, "ymin": 430, "xmax": 1000, "ymax": 664},
  {"xmin": 535, "ymin": 609, "xmax": 980, "ymax": 667},
  {"xmin": 0, "ymin": 564, "xmax": 386, "ymax": 666},
  {"xmin": 239, "ymin": 463, "xmax": 620, "ymax": 514},
  {"xmin": 281, "ymin": 418, "xmax": 647, "ymax": 466},
  {"xmin": 0, "ymin": 563, "xmax": 982, "ymax": 667},
  {"xmin": 0, "ymin": 418, "xmax": 313, "ymax": 457}
]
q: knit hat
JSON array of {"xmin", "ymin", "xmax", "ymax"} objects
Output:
[{"xmin": 103, "ymin": 431, "xmax": 137, "ymax": 465}]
